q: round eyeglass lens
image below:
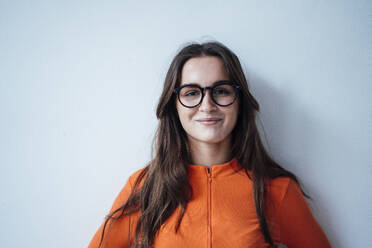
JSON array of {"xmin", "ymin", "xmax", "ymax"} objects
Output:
[
  {"xmin": 212, "ymin": 84, "xmax": 236, "ymax": 106},
  {"xmin": 179, "ymin": 86, "xmax": 202, "ymax": 107}
]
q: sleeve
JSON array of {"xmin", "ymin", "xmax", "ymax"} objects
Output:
[
  {"xmin": 277, "ymin": 179, "xmax": 331, "ymax": 248},
  {"xmin": 88, "ymin": 175, "xmax": 135, "ymax": 248}
]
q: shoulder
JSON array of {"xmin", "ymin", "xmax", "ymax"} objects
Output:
[
  {"xmin": 127, "ymin": 167, "xmax": 148, "ymax": 188},
  {"xmin": 266, "ymin": 177, "xmax": 303, "ymax": 206},
  {"xmin": 109, "ymin": 167, "xmax": 147, "ymax": 214}
]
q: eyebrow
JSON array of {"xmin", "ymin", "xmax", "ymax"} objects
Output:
[{"xmin": 180, "ymin": 80, "xmax": 230, "ymax": 87}]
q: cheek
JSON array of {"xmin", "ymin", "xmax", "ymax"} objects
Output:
[
  {"xmin": 176, "ymin": 104, "xmax": 193, "ymax": 127},
  {"xmin": 226, "ymin": 104, "xmax": 239, "ymax": 130}
]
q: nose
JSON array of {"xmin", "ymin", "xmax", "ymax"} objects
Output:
[{"xmin": 199, "ymin": 89, "xmax": 217, "ymax": 112}]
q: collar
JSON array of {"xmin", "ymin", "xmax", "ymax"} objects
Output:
[{"xmin": 187, "ymin": 157, "xmax": 246, "ymax": 178}]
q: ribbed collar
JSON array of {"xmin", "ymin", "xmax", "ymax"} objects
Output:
[{"xmin": 187, "ymin": 157, "xmax": 246, "ymax": 178}]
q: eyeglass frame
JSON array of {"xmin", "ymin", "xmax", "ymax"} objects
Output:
[{"xmin": 173, "ymin": 80, "xmax": 241, "ymax": 108}]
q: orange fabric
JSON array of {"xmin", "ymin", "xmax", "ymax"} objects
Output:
[{"xmin": 88, "ymin": 158, "xmax": 331, "ymax": 248}]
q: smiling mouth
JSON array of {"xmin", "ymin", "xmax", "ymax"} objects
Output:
[{"xmin": 196, "ymin": 119, "xmax": 222, "ymax": 125}]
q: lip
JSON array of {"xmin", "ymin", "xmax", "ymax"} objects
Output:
[{"xmin": 196, "ymin": 118, "xmax": 222, "ymax": 125}]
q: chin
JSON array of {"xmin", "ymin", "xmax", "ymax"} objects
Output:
[{"xmin": 191, "ymin": 135, "xmax": 227, "ymax": 144}]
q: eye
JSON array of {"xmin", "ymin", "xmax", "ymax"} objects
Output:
[
  {"xmin": 214, "ymin": 87, "xmax": 232, "ymax": 96},
  {"xmin": 183, "ymin": 90, "xmax": 201, "ymax": 97}
]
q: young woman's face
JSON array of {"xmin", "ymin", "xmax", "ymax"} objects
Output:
[{"xmin": 176, "ymin": 56, "xmax": 239, "ymax": 145}]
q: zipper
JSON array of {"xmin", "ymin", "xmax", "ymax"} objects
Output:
[{"xmin": 207, "ymin": 167, "xmax": 212, "ymax": 248}]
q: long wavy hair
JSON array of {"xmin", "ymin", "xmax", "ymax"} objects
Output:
[{"xmin": 98, "ymin": 41, "xmax": 309, "ymax": 248}]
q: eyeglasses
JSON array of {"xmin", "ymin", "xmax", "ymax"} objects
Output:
[{"xmin": 173, "ymin": 81, "xmax": 241, "ymax": 108}]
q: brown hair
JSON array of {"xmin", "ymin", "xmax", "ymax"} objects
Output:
[{"xmin": 98, "ymin": 41, "xmax": 309, "ymax": 248}]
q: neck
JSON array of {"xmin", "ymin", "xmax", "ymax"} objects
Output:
[{"xmin": 188, "ymin": 135, "xmax": 233, "ymax": 167}]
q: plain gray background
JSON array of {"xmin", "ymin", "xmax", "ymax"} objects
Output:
[{"xmin": 1, "ymin": 0, "xmax": 371, "ymax": 247}]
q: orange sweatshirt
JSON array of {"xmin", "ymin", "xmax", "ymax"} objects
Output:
[{"xmin": 88, "ymin": 158, "xmax": 331, "ymax": 248}]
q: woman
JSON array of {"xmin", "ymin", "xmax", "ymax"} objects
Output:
[{"xmin": 88, "ymin": 41, "xmax": 331, "ymax": 248}]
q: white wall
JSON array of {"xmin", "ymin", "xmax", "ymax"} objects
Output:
[{"xmin": 1, "ymin": 0, "xmax": 371, "ymax": 247}]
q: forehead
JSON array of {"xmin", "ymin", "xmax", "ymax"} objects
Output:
[{"xmin": 180, "ymin": 56, "xmax": 229, "ymax": 86}]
